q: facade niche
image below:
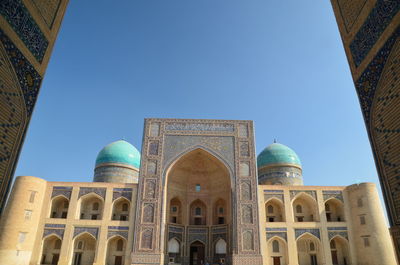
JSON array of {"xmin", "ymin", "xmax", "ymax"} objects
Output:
[
  {"xmin": 112, "ymin": 198, "xmax": 130, "ymax": 221},
  {"xmin": 325, "ymin": 199, "xmax": 345, "ymax": 222},
  {"xmin": 292, "ymin": 194, "xmax": 318, "ymax": 222},
  {"xmin": 190, "ymin": 199, "xmax": 207, "ymax": 225},
  {"xmin": 169, "ymin": 197, "xmax": 182, "ymax": 224},
  {"xmin": 72, "ymin": 233, "xmax": 96, "ymax": 265},
  {"xmin": 265, "ymin": 198, "xmax": 285, "ymax": 222},
  {"xmin": 106, "ymin": 236, "xmax": 126, "ymax": 265},
  {"xmin": 40, "ymin": 235, "xmax": 62, "ymax": 265},
  {"xmin": 214, "ymin": 198, "xmax": 226, "ymax": 225},
  {"xmin": 78, "ymin": 194, "xmax": 104, "ymax": 220},
  {"xmin": 50, "ymin": 196, "xmax": 69, "ymax": 219}
]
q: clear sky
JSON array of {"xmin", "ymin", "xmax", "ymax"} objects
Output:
[{"xmin": 15, "ymin": 1, "xmax": 381, "ymax": 199}]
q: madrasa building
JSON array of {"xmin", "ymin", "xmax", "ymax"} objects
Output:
[{"xmin": 0, "ymin": 118, "xmax": 397, "ymax": 265}]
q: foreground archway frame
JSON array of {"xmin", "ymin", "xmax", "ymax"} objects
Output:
[{"xmin": 132, "ymin": 119, "xmax": 263, "ymax": 265}]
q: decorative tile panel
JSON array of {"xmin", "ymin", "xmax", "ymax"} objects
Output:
[
  {"xmin": 113, "ymin": 188, "xmax": 132, "ymax": 201},
  {"xmin": 295, "ymin": 228, "xmax": 320, "ymax": 239},
  {"xmin": 165, "ymin": 122, "xmax": 234, "ymax": 132},
  {"xmin": 239, "ymin": 141, "xmax": 250, "ymax": 157},
  {"xmin": 0, "ymin": 0, "xmax": 48, "ymax": 62},
  {"xmin": 0, "ymin": 29, "xmax": 42, "ymax": 116},
  {"xmin": 51, "ymin": 186, "xmax": 72, "ymax": 199},
  {"xmin": 290, "ymin": 190, "xmax": 317, "ymax": 201},
  {"xmin": 73, "ymin": 227, "xmax": 99, "ymax": 239},
  {"xmin": 350, "ymin": 1, "xmax": 400, "ymax": 66},
  {"xmin": 43, "ymin": 228, "xmax": 64, "ymax": 239},
  {"xmin": 108, "ymin": 230, "xmax": 128, "ymax": 239},
  {"xmin": 44, "ymin": 224, "xmax": 65, "ymax": 228},
  {"xmin": 266, "ymin": 232, "xmax": 287, "ymax": 241},
  {"xmin": 78, "ymin": 187, "xmax": 106, "ymax": 200},
  {"xmin": 323, "ymin": 190, "xmax": 344, "ymax": 202},
  {"xmin": 328, "ymin": 231, "xmax": 348, "ymax": 240},
  {"xmin": 148, "ymin": 141, "xmax": 159, "ymax": 156}
]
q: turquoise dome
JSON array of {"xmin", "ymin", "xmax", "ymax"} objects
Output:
[
  {"xmin": 257, "ymin": 143, "xmax": 301, "ymax": 168},
  {"xmin": 95, "ymin": 140, "xmax": 141, "ymax": 169}
]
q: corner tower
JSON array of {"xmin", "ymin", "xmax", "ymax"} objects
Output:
[
  {"xmin": 132, "ymin": 119, "xmax": 263, "ymax": 265},
  {"xmin": 93, "ymin": 140, "xmax": 141, "ymax": 183},
  {"xmin": 257, "ymin": 142, "xmax": 303, "ymax": 185}
]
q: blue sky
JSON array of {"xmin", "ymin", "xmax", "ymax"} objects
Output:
[{"xmin": 15, "ymin": 1, "xmax": 380, "ymax": 196}]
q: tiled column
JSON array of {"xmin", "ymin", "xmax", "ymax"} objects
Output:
[{"xmin": 284, "ymin": 189, "xmax": 299, "ymax": 265}]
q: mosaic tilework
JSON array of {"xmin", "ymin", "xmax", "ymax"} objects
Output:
[
  {"xmin": 31, "ymin": 0, "xmax": 61, "ymax": 29},
  {"xmin": 163, "ymin": 135, "xmax": 235, "ymax": 172},
  {"xmin": 112, "ymin": 188, "xmax": 132, "ymax": 201},
  {"xmin": 266, "ymin": 232, "xmax": 287, "ymax": 241},
  {"xmin": 290, "ymin": 190, "xmax": 317, "ymax": 201},
  {"xmin": 328, "ymin": 227, "xmax": 348, "ymax": 240},
  {"xmin": 43, "ymin": 228, "xmax": 64, "ymax": 239},
  {"xmin": 295, "ymin": 228, "xmax": 320, "ymax": 239},
  {"xmin": 0, "ymin": 0, "xmax": 49, "ymax": 62},
  {"xmin": 108, "ymin": 226, "xmax": 129, "ymax": 239},
  {"xmin": 0, "ymin": 29, "xmax": 42, "ymax": 116},
  {"xmin": 165, "ymin": 122, "xmax": 234, "ymax": 132},
  {"xmin": 51, "ymin": 186, "xmax": 72, "ymax": 199},
  {"xmin": 350, "ymin": 0, "xmax": 400, "ymax": 66},
  {"xmin": 370, "ymin": 36, "xmax": 400, "ymax": 224},
  {"xmin": 73, "ymin": 227, "xmax": 99, "ymax": 239},
  {"xmin": 323, "ymin": 190, "xmax": 344, "ymax": 202},
  {"xmin": 336, "ymin": 0, "xmax": 368, "ymax": 32},
  {"xmin": 0, "ymin": 28, "xmax": 43, "ymax": 213},
  {"xmin": 78, "ymin": 187, "xmax": 106, "ymax": 199}
]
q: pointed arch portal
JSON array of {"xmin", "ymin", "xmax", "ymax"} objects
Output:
[{"xmin": 165, "ymin": 148, "xmax": 232, "ymax": 264}]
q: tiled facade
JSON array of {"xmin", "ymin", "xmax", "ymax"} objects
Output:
[
  {"xmin": 0, "ymin": 118, "xmax": 396, "ymax": 265},
  {"xmin": 0, "ymin": 0, "xmax": 69, "ymax": 214},
  {"xmin": 330, "ymin": 0, "xmax": 400, "ymax": 259}
]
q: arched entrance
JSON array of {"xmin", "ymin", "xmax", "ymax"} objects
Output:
[
  {"xmin": 165, "ymin": 148, "xmax": 231, "ymax": 264},
  {"xmin": 190, "ymin": 241, "xmax": 205, "ymax": 265}
]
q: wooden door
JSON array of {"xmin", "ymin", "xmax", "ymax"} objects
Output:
[
  {"xmin": 273, "ymin": 257, "xmax": 281, "ymax": 265},
  {"xmin": 115, "ymin": 256, "xmax": 123, "ymax": 265},
  {"xmin": 331, "ymin": 250, "xmax": 338, "ymax": 264}
]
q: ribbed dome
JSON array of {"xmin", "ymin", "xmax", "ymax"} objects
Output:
[
  {"xmin": 95, "ymin": 140, "xmax": 141, "ymax": 169},
  {"xmin": 257, "ymin": 143, "xmax": 301, "ymax": 168}
]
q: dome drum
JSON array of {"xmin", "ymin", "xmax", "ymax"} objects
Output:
[
  {"xmin": 258, "ymin": 166, "xmax": 303, "ymax": 185},
  {"xmin": 93, "ymin": 140, "xmax": 141, "ymax": 184}
]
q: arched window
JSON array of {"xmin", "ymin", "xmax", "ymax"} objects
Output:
[
  {"xmin": 268, "ymin": 205, "xmax": 274, "ymax": 214},
  {"xmin": 272, "ymin": 240, "xmax": 279, "ymax": 253},
  {"xmin": 215, "ymin": 238, "xmax": 227, "ymax": 254},
  {"xmin": 195, "ymin": 207, "xmax": 201, "ymax": 216},
  {"xmin": 168, "ymin": 238, "xmax": 180, "ymax": 253},
  {"xmin": 219, "ymin": 207, "xmax": 224, "ymax": 214},
  {"xmin": 296, "ymin": 205, "xmax": 302, "ymax": 213},
  {"xmin": 122, "ymin": 203, "xmax": 128, "ymax": 212},
  {"xmin": 92, "ymin": 202, "xmax": 99, "ymax": 211},
  {"xmin": 310, "ymin": 242, "xmax": 315, "ymax": 251},
  {"xmin": 117, "ymin": 239, "xmax": 123, "ymax": 251}
]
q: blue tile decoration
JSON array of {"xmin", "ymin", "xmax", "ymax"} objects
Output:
[
  {"xmin": 108, "ymin": 226, "xmax": 129, "ymax": 230},
  {"xmin": 169, "ymin": 225, "xmax": 184, "ymax": 233},
  {"xmin": 264, "ymin": 190, "xmax": 284, "ymax": 193},
  {"xmin": 0, "ymin": 0, "xmax": 49, "ymax": 62},
  {"xmin": 212, "ymin": 232, "xmax": 227, "ymax": 243},
  {"xmin": 290, "ymin": 190, "xmax": 317, "ymax": 201},
  {"xmin": 328, "ymin": 227, "xmax": 347, "ymax": 231},
  {"xmin": 350, "ymin": 0, "xmax": 400, "ymax": 67},
  {"xmin": 295, "ymin": 228, "xmax": 320, "ymax": 239},
  {"xmin": 212, "ymin": 226, "xmax": 227, "ymax": 233},
  {"xmin": 355, "ymin": 27, "xmax": 400, "ymax": 126},
  {"xmin": 264, "ymin": 194, "xmax": 284, "ymax": 202},
  {"xmin": 51, "ymin": 186, "xmax": 72, "ymax": 199},
  {"xmin": 43, "ymin": 228, "xmax": 64, "ymax": 239},
  {"xmin": 328, "ymin": 231, "xmax": 348, "ymax": 240},
  {"xmin": 266, "ymin": 232, "xmax": 287, "ymax": 241},
  {"xmin": 108, "ymin": 230, "xmax": 128, "ymax": 239},
  {"xmin": 44, "ymin": 223, "xmax": 65, "ymax": 228},
  {"xmin": 165, "ymin": 122, "xmax": 234, "ymax": 132},
  {"xmin": 113, "ymin": 188, "xmax": 132, "ymax": 201},
  {"xmin": 266, "ymin": 228, "xmax": 287, "ymax": 232},
  {"xmin": 168, "ymin": 225, "xmax": 184, "ymax": 242},
  {"xmin": 78, "ymin": 187, "xmax": 106, "ymax": 200},
  {"xmin": 0, "ymin": 29, "xmax": 43, "ymax": 116},
  {"xmin": 73, "ymin": 227, "xmax": 99, "ymax": 239},
  {"xmin": 323, "ymin": 190, "xmax": 344, "ymax": 202}
]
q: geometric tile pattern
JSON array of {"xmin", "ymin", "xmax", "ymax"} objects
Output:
[
  {"xmin": 295, "ymin": 228, "xmax": 320, "ymax": 240},
  {"xmin": 0, "ymin": 0, "xmax": 49, "ymax": 62},
  {"xmin": 51, "ymin": 186, "xmax": 73, "ymax": 199},
  {"xmin": 350, "ymin": 0, "xmax": 400, "ymax": 67},
  {"xmin": 323, "ymin": 190, "xmax": 344, "ymax": 202}
]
